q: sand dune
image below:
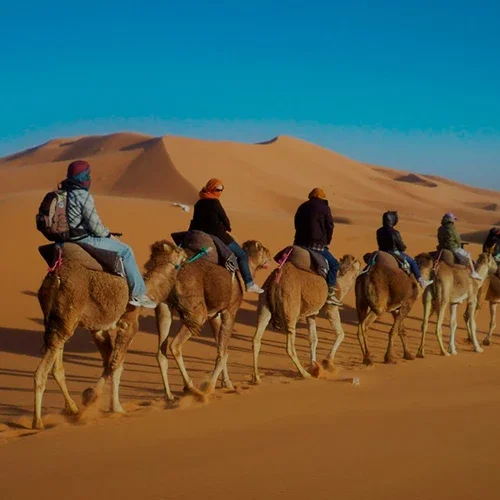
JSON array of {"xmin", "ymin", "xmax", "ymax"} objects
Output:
[{"xmin": 1, "ymin": 132, "xmax": 500, "ymax": 499}]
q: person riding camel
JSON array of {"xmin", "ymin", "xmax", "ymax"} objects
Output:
[
  {"xmin": 293, "ymin": 188, "xmax": 342, "ymax": 306},
  {"xmin": 483, "ymin": 227, "xmax": 500, "ymax": 261},
  {"xmin": 189, "ymin": 178, "xmax": 264, "ymax": 293},
  {"xmin": 376, "ymin": 211, "xmax": 433, "ymax": 288},
  {"xmin": 62, "ymin": 160, "xmax": 157, "ymax": 308},
  {"xmin": 437, "ymin": 213, "xmax": 482, "ymax": 280}
]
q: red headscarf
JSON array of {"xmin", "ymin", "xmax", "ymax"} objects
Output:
[{"xmin": 199, "ymin": 178, "xmax": 224, "ymax": 199}]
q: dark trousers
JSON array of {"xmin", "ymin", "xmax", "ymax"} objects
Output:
[
  {"xmin": 228, "ymin": 241, "xmax": 253, "ymax": 285},
  {"xmin": 319, "ymin": 249, "xmax": 340, "ymax": 287},
  {"xmin": 401, "ymin": 252, "xmax": 422, "ymax": 280}
]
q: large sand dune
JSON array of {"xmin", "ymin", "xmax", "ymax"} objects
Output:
[{"xmin": 1, "ymin": 133, "xmax": 499, "ymax": 499}]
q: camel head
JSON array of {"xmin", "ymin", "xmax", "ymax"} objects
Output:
[
  {"xmin": 415, "ymin": 252, "xmax": 434, "ymax": 281},
  {"xmin": 144, "ymin": 240, "xmax": 188, "ymax": 277},
  {"xmin": 476, "ymin": 252, "xmax": 498, "ymax": 276},
  {"xmin": 339, "ymin": 254, "xmax": 361, "ymax": 277},
  {"xmin": 242, "ymin": 240, "xmax": 272, "ymax": 271}
]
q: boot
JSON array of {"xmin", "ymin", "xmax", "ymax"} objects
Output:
[
  {"xmin": 418, "ymin": 277, "xmax": 433, "ymax": 288},
  {"xmin": 326, "ymin": 287, "xmax": 343, "ymax": 306}
]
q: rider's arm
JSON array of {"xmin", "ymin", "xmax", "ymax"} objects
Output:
[
  {"xmin": 394, "ymin": 230, "xmax": 407, "ymax": 252},
  {"xmin": 81, "ymin": 192, "xmax": 110, "ymax": 238},
  {"xmin": 215, "ymin": 200, "xmax": 232, "ymax": 232},
  {"xmin": 325, "ymin": 207, "xmax": 334, "ymax": 245}
]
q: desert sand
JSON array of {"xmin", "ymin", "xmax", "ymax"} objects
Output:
[{"xmin": 1, "ymin": 133, "xmax": 499, "ymax": 499}]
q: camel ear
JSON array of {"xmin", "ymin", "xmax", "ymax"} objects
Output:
[
  {"xmin": 255, "ymin": 242, "xmax": 261, "ymax": 251},
  {"xmin": 163, "ymin": 244, "xmax": 170, "ymax": 253}
]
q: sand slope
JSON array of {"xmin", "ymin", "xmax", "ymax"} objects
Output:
[{"xmin": 1, "ymin": 133, "xmax": 500, "ymax": 499}]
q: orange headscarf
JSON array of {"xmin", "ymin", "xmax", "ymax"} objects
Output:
[
  {"xmin": 308, "ymin": 187, "xmax": 327, "ymax": 200},
  {"xmin": 199, "ymin": 178, "xmax": 224, "ymax": 199}
]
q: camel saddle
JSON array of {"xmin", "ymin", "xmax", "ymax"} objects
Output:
[
  {"xmin": 363, "ymin": 251, "xmax": 411, "ymax": 275},
  {"xmin": 38, "ymin": 242, "xmax": 125, "ymax": 276},
  {"xmin": 430, "ymin": 249, "xmax": 466, "ymax": 266},
  {"xmin": 273, "ymin": 245, "xmax": 328, "ymax": 280},
  {"xmin": 171, "ymin": 230, "xmax": 238, "ymax": 273}
]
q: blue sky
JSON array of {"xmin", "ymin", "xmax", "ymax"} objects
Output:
[{"xmin": 1, "ymin": 1, "xmax": 499, "ymax": 188}]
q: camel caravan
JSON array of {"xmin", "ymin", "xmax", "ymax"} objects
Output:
[{"xmin": 32, "ymin": 161, "xmax": 500, "ymax": 429}]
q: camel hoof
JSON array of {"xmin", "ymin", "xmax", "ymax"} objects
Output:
[
  {"xmin": 416, "ymin": 350, "xmax": 425, "ymax": 359},
  {"xmin": 220, "ymin": 380, "xmax": 234, "ymax": 390},
  {"xmin": 474, "ymin": 346, "xmax": 484, "ymax": 354},
  {"xmin": 251, "ymin": 374, "xmax": 262, "ymax": 385},
  {"xmin": 483, "ymin": 338, "xmax": 491, "ymax": 346},
  {"xmin": 110, "ymin": 403, "xmax": 127, "ymax": 415},
  {"xmin": 32, "ymin": 418, "xmax": 44, "ymax": 430},
  {"xmin": 81, "ymin": 388, "xmax": 98, "ymax": 407},
  {"xmin": 165, "ymin": 394, "xmax": 178, "ymax": 404},
  {"xmin": 384, "ymin": 356, "xmax": 397, "ymax": 365},
  {"xmin": 322, "ymin": 359, "xmax": 335, "ymax": 372},
  {"xmin": 403, "ymin": 352, "xmax": 415, "ymax": 361},
  {"xmin": 449, "ymin": 350, "xmax": 458, "ymax": 356},
  {"xmin": 63, "ymin": 403, "xmax": 79, "ymax": 416},
  {"xmin": 443, "ymin": 352, "xmax": 451, "ymax": 357},
  {"xmin": 307, "ymin": 362, "xmax": 321, "ymax": 378},
  {"xmin": 363, "ymin": 356, "xmax": 374, "ymax": 366}
]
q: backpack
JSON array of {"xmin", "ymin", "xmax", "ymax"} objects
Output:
[{"xmin": 36, "ymin": 188, "xmax": 71, "ymax": 242}]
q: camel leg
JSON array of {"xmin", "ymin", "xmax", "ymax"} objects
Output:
[
  {"xmin": 82, "ymin": 330, "xmax": 113, "ymax": 406},
  {"xmin": 206, "ymin": 311, "xmax": 235, "ymax": 393},
  {"xmin": 323, "ymin": 307, "xmax": 344, "ymax": 370},
  {"xmin": 210, "ymin": 314, "xmax": 233, "ymax": 390},
  {"xmin": 435, "ymin": 302, "xmax": 450, "ymax": 356},
  {"xmin": 52, "ymin": 349, "xmax": 79, "ymax": 415},
  {"xmin": 417, "ymin": 288, "xmax": 434, "ymax": 358},
  {"xmin": 170, "ymin": 324, "xmax": 195, "ymax": 391},
  {"xmin": 395, "ymin": 308, "xmax": 414, "ymax": 361},
  {"xmin": 33, "ymin": 345, "xmax": 62, "ymax": 429},
  {"xmin": 384, "ymin": 313, "xmax": 401, "ymax": 364},
  {"xmin": 251, "ymin": 303, "xmax": 272, "ymax": 385},
  {"xmin": 483, "ymin": 303, "xmax": 497, "ymax": 346},
  {"xmin": 357, "ymin": 310, "xmax": 377, "ymax": 365},
  {"xmin": 307, "ymin": 316, "xmax": 319, "ymax": 365},
  {"xmin": 448, "ymin": 304, "xmax": 459, "ymax": 355},
  {"xmin": 466, "ymin": 300, "xmax": 483, "ymax": 353},
  {"xmin": 155, "ymin": 303, "xmax": 176, "ymax": 402},
  {"xmin": 110, "ymin": 363, "xmax": 126, "ymax": 414},
  {"xmin": 286, "ymin": 325, "xmax": 311, "ymax": 379}
]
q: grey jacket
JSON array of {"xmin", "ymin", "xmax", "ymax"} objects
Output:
[{"xmin": 67, "ymin": 188, "xmax": 109, "ymax": 239}]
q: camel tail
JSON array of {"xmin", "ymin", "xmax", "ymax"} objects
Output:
[
  {"xmin": 266, "ymin": 273, "xmax": 288, "ymax": 332},
  {"xmin": 38, "ymin": 273, "xmax": 61, "ymax": 330}
]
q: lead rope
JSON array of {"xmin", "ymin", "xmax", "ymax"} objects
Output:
[
  {"xmin": 47, "ymin": 244, "xmax": 63, "ymax": 273},
  {"xmin": 275, "ymin": 247, "xmax": 293, "ymax": 284}
]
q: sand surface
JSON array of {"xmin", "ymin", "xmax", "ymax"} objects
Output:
[{"xmin": 1, "ymin": 133, "xmax": 499, "ymax": 499}]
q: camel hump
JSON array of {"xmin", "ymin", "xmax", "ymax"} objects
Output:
[
  {"xmin": 374, "ymin": 251, "xmax": 402, "ymax": 271},
  {"xmin": 274, "ymin": 245, "xmax": 328, "ymax": 279},
  {"xmin": 38, "ymin": 243, "xmax": 125, "ymax": 275},
  {"xmin": 171, "ymin": 230, "xmax": 238, "ymax": 272}
]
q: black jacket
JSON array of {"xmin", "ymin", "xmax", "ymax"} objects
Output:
[
  {"xmin": 376, "ymin": 211, "xmax": 407, "ymax": 253},
  {"xmin": 293, "ymin": 198, "xmax": 334, "ymax": 248},
  {"xmin": 483, "ymin": 228, "xmax": 500, "ymax": 254},
  {"xmin": 189, "ymin": 198, "xmax": 234, "ymax": 245}
]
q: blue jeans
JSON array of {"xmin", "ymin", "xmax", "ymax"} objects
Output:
[
  {"xmin": 78, "ymin": 236, "xmax": 147, "ymax": 297},
  {"xmin": 319, "ymin": 249, "xmax": 340, "ymax": 287},
  {"xmin": 228, "ymin": 241, "xmax": 253, "ymax": 285},
  {"xmin": 400, "ymin": 252, "xmax": 422, "ymax": 280}
]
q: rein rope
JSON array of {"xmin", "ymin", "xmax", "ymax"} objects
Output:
[
  {"xmin": 275, "ymin": 247, "xmax": 294, "ymax": 284},
  {"xmin": 48, "ymin": 244, "xmax": 63, "ymax": 273}
]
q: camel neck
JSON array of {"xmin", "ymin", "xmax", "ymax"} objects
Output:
[{"xmin": 145, "ymin": 264, "xmax": 178, "ymax": 302}]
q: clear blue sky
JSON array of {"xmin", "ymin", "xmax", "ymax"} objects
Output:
[{"xmin": 1, "ymin": 1, "xmax": 499, "ymax": 188}]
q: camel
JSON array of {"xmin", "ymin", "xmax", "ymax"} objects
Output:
[
  {"xmin": 97, "ymin": 239, "xmax": 271, "ymax": 408},
  {"xmin": 251, "ymin": 254, "xmax": 360, "ymax": 383},
  {"xmin": 417, "ymin": 252, "xmax": 498, "ymax": 357},
  {"xmin": 33, "ymin": 240, "xmax": 187, "ymax": 430},
  {"xmin": 355, "ymin": 252, "xmax": 434, "ymax": 365}
]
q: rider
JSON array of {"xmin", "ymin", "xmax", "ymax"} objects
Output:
[
  {"xmin": 293, "ymin": 188, "xmax": 342, "ymax": 306},
  {"xmin": 483, "ymin": 227, "xmax": 500, "ymax": 260},
  {"xmin": 376, "ymin": 211, "xmax": 433, "ymax": 288},
  {"xmin": 437, "ymin": 213, "xmax": 482, "ymax": 280},
  {"xmin": 189, "ymin": 178, "xmax": 264, "ymax": 293},
  {"xmin": 63, "ymin": 160, "xmax": 157, "ymax": 308}
]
